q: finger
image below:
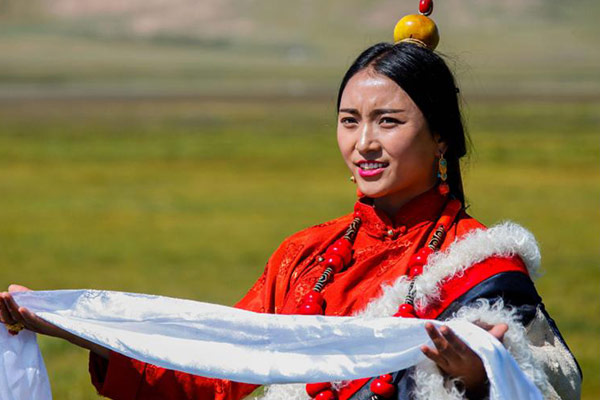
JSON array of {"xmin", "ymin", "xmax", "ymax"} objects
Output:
[
  {"xmin": 421, "ymin": 344, "xmax": 448, "ymax": 368},
  {"xmin": 439, "ymin": 325, "xmax": 469, "ymax": 354},
  {"xmin": 8, "ymin": 284, "xmax": 31, "ymax": 293},
  {"xmin": 21, "ymin": 307, "xmax": 67, "ymax": 338},
  {"xmin": 488, "ymin": 323, "xmax": 509, "ymax": 342},
  {"xmin": 19, "ymin": 307, "xmax": 42, "ymax": 333},
  {"xmin": 425, "ymin": 323, "xmax": 451, "ymax": 354},
  {"xmin": 4, "ymin": 293, "xmax": 27, "ymax": 326},
  {"xmin": 0, "ymin": 294, "xmax": 17, "ymax": 324}
]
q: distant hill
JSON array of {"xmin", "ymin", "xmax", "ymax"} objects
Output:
[{"xmin": 1, "ymin": 0, "xmax": 598, "ymax": 99}]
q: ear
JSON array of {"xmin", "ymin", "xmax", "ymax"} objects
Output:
[{"xmin": 433, "ymin": 133, "xmax": 448, "ymax": 156}]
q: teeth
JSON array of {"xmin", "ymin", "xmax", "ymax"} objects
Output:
[{"xmin": 361, "ymin": 162, "xmax": 386, "ymax": 170}]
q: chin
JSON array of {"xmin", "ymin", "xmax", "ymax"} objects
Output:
[{"xmin": 356, "ymin": 185, "xmax": 388, "ymax": 199}]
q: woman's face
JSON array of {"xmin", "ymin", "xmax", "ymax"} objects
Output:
[{"xmin": 337, "ymin": 68, "xmax": 446, "ymax": 210}]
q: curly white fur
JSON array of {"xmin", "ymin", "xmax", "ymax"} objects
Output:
[
  {"xmin": 413, "ymin": 222, "xmax": 541, "ymax": 306},
  {"xmin": 453, "ymin": 299, "xmax": 551, "ymax": 397},
  {"xmin": 412, "ymin": 360, "xmax": 465, "ymax": 400},
  {"xmin": 411, "ymin": 299, "xmax": 552, "ymax": 400},
  {"xmin": 259, "ymin": 383, "xmax": 308, "ymax": 400},
  {"xmin": 259, "ymin": 222, "xmax": 544, "ymax": 400}
]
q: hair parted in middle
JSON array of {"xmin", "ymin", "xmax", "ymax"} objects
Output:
[{"xmin": 336, "ymin": 42, "xmax": 470, "ymax": 205}]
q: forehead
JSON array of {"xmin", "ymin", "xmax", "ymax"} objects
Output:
[{"xmin": 339, "ymin": 68, "xmax": 416, "ymax": 110}]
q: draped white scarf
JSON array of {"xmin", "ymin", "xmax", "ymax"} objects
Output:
[{"xmin": 1, "ymin": 290, "xmax": 541, "ymax": 400}]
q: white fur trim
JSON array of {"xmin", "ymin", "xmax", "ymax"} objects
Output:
[
  {"xmin": 358, "ymin": 221, "xmax": 540, "ymax": 318},
  {"xmin": 411, "ymin": 299, "xmax": 552, "ymax": 400},
  {"xmin": 259, "ymin": 383, "xmax": 308, "ymax": 400},
  {"xmin": 413, "ymin": 221, "xmax": 541, "ymax": 307},
  {"xmin": 358, "ymin": 276, "xmax": 411, "ymax": 318},
  {"xmin": 412, "ymin": 360, "xmax": 464, "ymax": 400},
  {"xmin": 260, "ymin": 222, "xmax": 542, "ymax": 399}
]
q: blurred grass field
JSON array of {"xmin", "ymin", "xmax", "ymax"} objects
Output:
[
  {"xmin": 0, "ymin": 97, "xmax": 598, "ymax": 399},
  {"xmin": 0, "ymin": 1, "xmax": 599, "ymax": 399}
]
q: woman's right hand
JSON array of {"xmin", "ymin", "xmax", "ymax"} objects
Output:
[
  {"xmin": 0, "ymin": 284, "xmax": 110, "ymax": 359},
  {"xmin": 0, "ymin": 284, "xmax": 70, "ymax": 339}
]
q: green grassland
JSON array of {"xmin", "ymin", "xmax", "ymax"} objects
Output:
[
  {"xmin": 0, "ymin": 97, "xmax": 598, "ymax": 399},
  {"xmin": 0, "ymin": 1, "xmax": 599, "ymax": 398}
]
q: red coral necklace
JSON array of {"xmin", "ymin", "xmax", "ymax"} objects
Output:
[{"xmin": 297, "ymin": 195, "xmax": 463, "ymax": 400}]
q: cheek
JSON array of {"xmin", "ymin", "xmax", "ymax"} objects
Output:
[
  {"xmin": 385, "ymin": 132, "xmax": 435, "ymax": 169},
  {"xmin": 336, "ymin": 129, "xmax": 353, "ymax": 164}
]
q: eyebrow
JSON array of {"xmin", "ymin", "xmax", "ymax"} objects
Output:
[{"xmin": 338, "ymin": 108, "xmax": 405, "ymax": 117}]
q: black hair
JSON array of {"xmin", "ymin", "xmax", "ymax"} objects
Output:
[{"xmin": 336, "ymin": 42, "xmax": 469, "ymax": 206}]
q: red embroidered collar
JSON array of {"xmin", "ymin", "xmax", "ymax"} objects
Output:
[{"xmin": 353, "ymin": 186, "xmax": 448, "ymax": 239}]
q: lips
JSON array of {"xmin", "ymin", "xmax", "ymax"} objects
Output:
[{"xmin": 356, "ymin": 160, "xmax": 389, "ymax": 178}]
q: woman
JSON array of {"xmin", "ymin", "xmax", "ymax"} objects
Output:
[{"xmin": 0, "ymin": 42, "xmax": 582, "ymax": 400}]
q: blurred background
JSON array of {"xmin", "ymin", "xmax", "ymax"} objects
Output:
[{"xmin": 0, "ymin": 0, "xmax": 598, "ymax": 398}]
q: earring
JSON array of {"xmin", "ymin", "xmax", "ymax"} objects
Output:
[
  {"xmin": 437, "ymin": 153, "xmax": 450, "ymax": 196},
  {"xmin": 350, "ymin": 176, "xmax": 356, "ymax": 183}
]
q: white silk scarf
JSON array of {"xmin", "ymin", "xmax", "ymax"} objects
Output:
[{"xmin": 2, "ymin": 290, "xmax": 542, "ymax": 400}]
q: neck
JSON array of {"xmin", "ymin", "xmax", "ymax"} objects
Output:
[{"xmin": 372, "ymin": 183, "xmax": 437, "ymax": 218}]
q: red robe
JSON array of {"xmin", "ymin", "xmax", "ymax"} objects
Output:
[{"xmin": 89, "ymin": 187, "xmax": 528, "ymax": 400}]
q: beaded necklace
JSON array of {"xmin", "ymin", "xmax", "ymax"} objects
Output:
[{"xmin": 298, "ymin": 196, "xmax": 463, "ymax": 400}]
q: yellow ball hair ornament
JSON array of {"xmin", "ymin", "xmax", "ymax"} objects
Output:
[{"xmin": 393, "ymin": 14, "xmax": 439, "ymax": 50}]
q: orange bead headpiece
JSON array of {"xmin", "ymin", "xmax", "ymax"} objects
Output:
[{"xmin": 393, "ymin": 0, "xmax": 439, "ymax": 50}]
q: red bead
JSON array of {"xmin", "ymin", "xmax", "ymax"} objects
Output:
[
  {"xmin": 303, "ymin": 290, "xmax": 324, "ymax": 306},
  {"xmin": 409, "ymin": 253, "xmax": 427, "ymax": 267},
  {"xmin": 370, "ymin": 379, "xmax": 396, "ymax": 397},
  {"xmin": 438, "ymin": 182, "xmax": 450, "ymax": 195},
  {"xmin": 327, "ymin": 239, "xmax": 352, "ymax": 265},
  {"xmin": 409, "ymin": 264, "xmax": 423, "ymax": 278},
  {"xmin": 393, "ymin": 303, "xmax": 416, "ymax": 318},
  {"xmin": 299, "ymin": 302, "xmax": 323, "ymax": 315},
  {"xmin": 334, "ymin": 238, "xmax": 352, "ymax": 250},
  {"xmin": 353, "ymin": 211, "xmax": 361, "ymax": 218},
  {"xmin": 379, "ymin": 374, "xmax": 393, "ymax": 383},
  {"xmin": 323, "ymin": 254, "xmax": 344, "ymax": 273},
  {"xmin": 315, "ymin": 389, "xmax": 336, "ymax": 400},
  {"xmin": 306, "ymin": 382, "xmax": 332, "ymax": 397},
  {"xmin": 419, "ymin": 0, "xmax": 433, "ymax": 15},
  {"xmin": 417, "ymin": 247, "xmax": 433, "ymax": 257}
]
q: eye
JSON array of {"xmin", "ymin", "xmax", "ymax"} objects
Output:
[
  {"xmin": 340, "ymin": 117, "xmax": 358, "ymax": 125},
  {"xmin": 379, "ymin": 117, "xmax": 402, "ymax": 126}
]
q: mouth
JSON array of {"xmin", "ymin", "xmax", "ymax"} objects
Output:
[{"xmin": 356, "ymin": 161, "xmax": 389, "ymax": 178}]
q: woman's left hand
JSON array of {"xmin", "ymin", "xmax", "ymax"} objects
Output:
[{"xmin": 421, "ymin": 322, "xmax": 508, "ymax": 398}]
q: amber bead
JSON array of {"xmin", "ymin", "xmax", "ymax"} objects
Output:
[{"xmin": 393, "ymin": 14, "xmax": 439, "ymax": 50}]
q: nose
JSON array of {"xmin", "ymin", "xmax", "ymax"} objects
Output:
[{"xmin": 355, "ymin": 123, "xmax": 380, "ymax": 154}]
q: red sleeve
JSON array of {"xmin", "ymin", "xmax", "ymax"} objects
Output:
[{"xmin": 88, "ymin": 239, "xmax": 291, "ymax": 400}]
